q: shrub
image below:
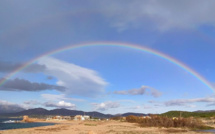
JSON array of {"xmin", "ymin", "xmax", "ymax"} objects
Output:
[
  {"xmin": 110, "ymin": 116, "xmax": 122, "ymax": 121},
  {"xmin": 126, "ymin": 115, "xmax": 139, "ymax": 123},
  {"xmin": 126, "ymin": 115, "xmax": 210, "ymax": 130}
]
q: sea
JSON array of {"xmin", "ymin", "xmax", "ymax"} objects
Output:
[
  {"xmin": 0, "ymin": 118, "xmax": 55, "ymax": 130},
  {"xmin": 198, "ymin": 129, "xmax": 215, "ymax": 133}
]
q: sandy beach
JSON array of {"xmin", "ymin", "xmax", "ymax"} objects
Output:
[{"xmin": 0, "ymin": 120, "xmax": 213, "ymax": 134}]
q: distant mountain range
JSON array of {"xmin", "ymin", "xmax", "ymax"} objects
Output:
[
  {"xmin": 1, "ymin": 108, "xmax": 214, "ymax": 118},
  {"xmin": 0, "ymin": 108, "xmax": 147, "ymax": 118}
]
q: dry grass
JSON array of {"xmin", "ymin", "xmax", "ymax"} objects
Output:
[
  {"xmin": 84, "ymin": 123, "xmax": 97, "ymax": 126},
  {"xmin": 126, "ymin": 115, "xmax": 213, "ymax": 130},
  {"xmin": 34, "ymin": 125, "xmax": 69, "ymax": 132}
]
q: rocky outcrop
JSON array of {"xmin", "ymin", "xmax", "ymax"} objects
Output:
[{"xmin": 22, "ymin": 115, "xmax": 45, "ymax": 122}]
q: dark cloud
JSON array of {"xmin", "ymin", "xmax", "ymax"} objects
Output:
[
  {"xmin": 148, "ymin": 100, "xmax": 159, "ymax": 104},
  {"xmin": 47, "ymin": 76, "xmax": 54, "ymax": 80},
  {"xmin": 207, "ymin": 103, "xmax": 215, "ymax": 106},
  {"xmin": 95, "ymin": 0, "xmax": 215, "ymax": 31},
  {"xmin": 1, "ymin": 78, "xmax": 65, "ymax": 92},
  {"xmin": 114, "ymin": 86, "xmax": 162, "ymax": 97},
  {"xmin": 0, "ymin": 61, "xmax": 46, "ymax": 73},
  {"xmin": 127, "ymin": 106, "xmax": 141, "ymax": 109},
  {"xmin": 165, "ymin": 97, "xmax": 215, "ymax": 107},
  {"xmin": 23, "ymin": 100, "xmax": 41, "ymax": 105},
  {"xmin": 24, "ymin": 64, "xmax": 46, "ymax": 73},
  {"xmin": 114, "ymin": 87, "xmax": 145, "ymax": 95},
  {"xmin": 0, "ymin": 100, "xmax": 25, "ymax": 114}
]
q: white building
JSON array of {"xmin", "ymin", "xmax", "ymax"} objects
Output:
[{"xmin": 74, "ymin": 115, "xmax": 90, "ymax": 120}]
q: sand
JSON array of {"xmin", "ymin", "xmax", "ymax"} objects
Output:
[{"xmin": 0, "ymin": 120, "xmax": 213, "ymax": 134}]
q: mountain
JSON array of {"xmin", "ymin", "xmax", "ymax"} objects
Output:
[
  {"xmin": 120, "ymin": 112, "xmax": 147, "ymax": 117},
  {"xmin": 0, "ymin": 108, "xmax": 114, "ymax": 118},
  {"xmin": 0, "ymin": 108, "xmax": 150, "ymax": 118},
  {"xmin": 16, "ymin": 108, "xmax": 49, "ymax": 115}
]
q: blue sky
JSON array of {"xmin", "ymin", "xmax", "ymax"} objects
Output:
[{"xmin": 0, "ymin": 0, "xmax": 215, "ymax": 114}]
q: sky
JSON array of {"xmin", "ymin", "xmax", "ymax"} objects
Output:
[{"xmin": 0, "ymin": 0, "xmax": 215, "ymax": 114}]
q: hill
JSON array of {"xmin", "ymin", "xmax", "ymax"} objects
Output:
[
  {"xmin": 0, "ymin": 108, "xmax": 114, "ymax": 118},
  {"xmin": 161, "ymin": 110, "xmax": 215, "ymax": 118},
  {"xmin": 119, "ymin": 112, "xmax": 147, "ymax": 117},
  {"xmin": 2, "ymin": 108, "xmax": 214, "ymax": 119},
  {"xmin": 0, "ymin": 108, "xmax": 151, "ymax": 118}
]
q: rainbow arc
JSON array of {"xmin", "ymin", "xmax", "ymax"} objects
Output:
[{"xmin": 0, "ymin": 42, "xmax": 213, "ymax": 92}]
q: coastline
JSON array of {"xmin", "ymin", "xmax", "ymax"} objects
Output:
[{"xmin": 0, "ymin": 120, "xmax": 214, "ymax": 134}]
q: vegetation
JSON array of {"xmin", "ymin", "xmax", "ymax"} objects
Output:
[
  {"xmin": 84, "ymin": 123, "xmax": 97, "ymax": 126},
  {"xmin": 161, "ymin": 111, "xmax": 215, "ymax": 118},
  {"xmin": 110, "ymin": 116, "xmax": 123, "ymax": 121},
  {"xmin": 126, "ymin": 115, "xmax": 213, "ymax": 130}
]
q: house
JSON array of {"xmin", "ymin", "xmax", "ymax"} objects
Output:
[
  {"xmin": 140, "ymin": 116, "xmax": 151, "ymax": 119},
  {"xmin": 83, "ymin": 115, "xmax": 90, "ymax": 120},
  {"xmin": 74, "ymin": 115, "xmax": 90, "ymax": 121},
  {"xmin": 74, "ymin": 115, "xmax": 83, "ymax": 120},
  {"xmin": 52, "ymin": 115, "xmax": 63, "ymax": 120},
  {"xmin": 46, "ymin": 116, "xmax": 72, "ymax": 121},
  {"xmin": 63, "ymin": 116, "xmax": 72, "ymax": 120}
]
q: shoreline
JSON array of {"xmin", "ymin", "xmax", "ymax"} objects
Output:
[{"xmin": 0, "ymin": 120, "xmax": 56, "ymax": 132}]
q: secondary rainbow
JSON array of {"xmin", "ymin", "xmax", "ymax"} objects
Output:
[{"xmin": 0, "ymin": 42, "xmax": 214, "ymax": 92}]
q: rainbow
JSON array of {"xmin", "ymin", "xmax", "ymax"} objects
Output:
[{"xmin": 0, "ymin": 42, "xmax": 214, "ymax": 92}]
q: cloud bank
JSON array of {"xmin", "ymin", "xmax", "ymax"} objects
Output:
[
  {"xmin": 114, "ymin": 85, "xmax": 162, "ymax": 97},
  {"xmin": 38, "ymin": 57, "xmax": 108, "ymax": 97},
  {"xmin": 1, "ymin": 78, "xmax": 65, "ymax": 91},
  {"xmin": 95, "ymin": 0, "xmax": 215, "ymax": 31},
  {"xmin": 0, "ymin": 100, "xmax": 25, "ymax": 114}
]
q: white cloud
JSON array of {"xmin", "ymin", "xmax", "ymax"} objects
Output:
[
  {"xmin": 44, "ymin": 101, "xmax": 76, "ymax": 109},
  {"xmin": 41, "ymin": 94, "xmax": 84, "ymax": 102},
  {"xmin": 95, "ymin": 0, "xmax": 215, "ymax": 31},
  {"xmin": 114, "ymin": 85, "xmax": 162, "ymax": 97},
  {"xmin": 38, "ymin": 57, "xmax": 108, "ymax": 97},
  {"xmin": 92, "ymin": 101, "xmax": 120, "ymax": 111}
]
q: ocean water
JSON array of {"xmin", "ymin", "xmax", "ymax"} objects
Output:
[
  {"xmin": 0, "ymin": 118, "xmax": 55, "ymax": 130},
  {"xmin": 198, "ymin": 129, "xmax": 215, "ymax": 133}
]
